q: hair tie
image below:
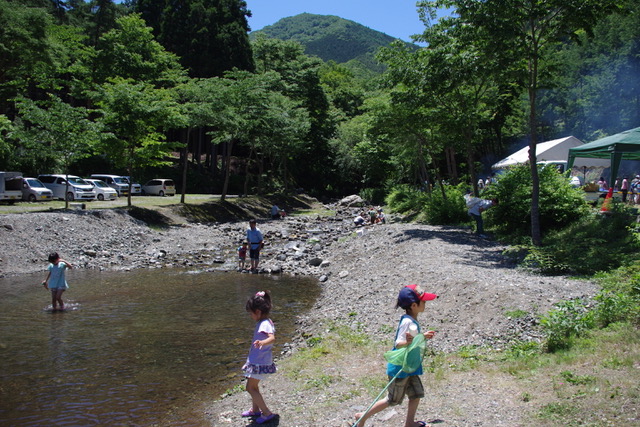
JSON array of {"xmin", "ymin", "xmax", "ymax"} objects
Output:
[{"xmin": 256, "ymin": 291, "xmax": 265, "ymax": 297}]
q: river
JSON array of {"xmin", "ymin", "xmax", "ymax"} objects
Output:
[{"xmin": 0, "ymin": 268, "xmax": 320, "ymax": 426}]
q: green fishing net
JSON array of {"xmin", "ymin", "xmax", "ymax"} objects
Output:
[{"xmin": 384, "ymin": 333, "xmax": 426, "ymax": 374}]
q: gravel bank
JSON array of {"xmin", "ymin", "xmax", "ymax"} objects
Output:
[{"xmin": 0, "ymin": 205, "xmax": 599, "ymax": 426}]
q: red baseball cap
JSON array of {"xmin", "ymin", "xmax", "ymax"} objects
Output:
[{"xmin": 397, "ymin": 284, "xmax": 437, "ymax": 308}]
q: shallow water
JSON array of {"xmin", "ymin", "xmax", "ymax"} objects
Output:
[{"xmin": 0, "ymin": 269, "xmax": 320, "ymax": 426}]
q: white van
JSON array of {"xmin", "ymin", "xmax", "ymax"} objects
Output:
[
  {"xmin": 0, "ymin": 171, "xmax": 23, "ymax": 202},
  {"xmin": 85, "ymin": 178, "xmax": 118, "ymax": 201},
  {"xmin": 90, "ymin": 174, "xmax": 130, "ymax": 196},
  {"xmin": 38, "ymin": 174, "xmax": 96, "ymax": 201}
]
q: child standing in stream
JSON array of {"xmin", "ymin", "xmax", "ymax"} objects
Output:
[
  {"xmin": 42, "ymin": 252, "xmax": 74, "ymax": 311},
  {"xmin": 241, "ymin": 291, "xmax": 278, "ymax": 424}
]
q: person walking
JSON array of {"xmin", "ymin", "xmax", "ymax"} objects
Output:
[
  {"xmin": 353, "ymin": 284, "xmax": 437, "ymax": 427},
  {"xmin": 241, "ymin": 291, "xmax": 277, "ymax": 424}
]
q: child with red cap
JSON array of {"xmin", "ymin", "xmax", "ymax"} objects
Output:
[{"xmin": 353, "ymin": 284, "xmax": 437, "ymax": 427}]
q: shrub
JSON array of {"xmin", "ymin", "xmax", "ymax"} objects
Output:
[
  {"xmin": 522, "ymin": 203, "xmax": 640, "ymax": 275},
  {"xmin": 541, "ymin": 299, "xmax": 595, "ymax": 352},
  {"xmin": 359, "ymin": 187, "xmax": 386, "ymax": 205},
  {"xmin": 385, "ymin": 184, "xmax": 428, "ymax": 214},
  {"xmin": 482, "ymin": 164, "xmax": 589, "ymax": 242},
  {"xmin": 422, "ymin": 183, "xmax": 469, "ymax": 225}
]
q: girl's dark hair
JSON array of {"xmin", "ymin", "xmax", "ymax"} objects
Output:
[
  {"xmin": 246, "ymin": 291, "xmax": 272, "ymax": 316},
  {"xmin": 48, "ymin": 252, "xmax": 59, "ymax": 263}
]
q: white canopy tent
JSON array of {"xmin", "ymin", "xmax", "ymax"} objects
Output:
[{"xmin": 492, "ymin": 136, "xmax": 610, "ymax": 170}]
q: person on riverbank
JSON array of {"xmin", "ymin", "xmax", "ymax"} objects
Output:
[
  {"xmin": 464, "ymin": 191, "xmax": 497, "ymax": 238},
  {"xmin": 246, "ymin": 219, "xmax": 263, "ymax": 273},
  {"xmin": 237, "ymin": 242, "xmax": 248, "ymax": 271},
  {"xmin": 354, "ymin": 284, "xmax": 437, "ymax": 427},
  {"xmin": 241, "ymin": 291, "xmax": 277, "ymax": 424},
  {"xmin": 42, "ymin": 252, "xmax": 73, "ymax": 311}
]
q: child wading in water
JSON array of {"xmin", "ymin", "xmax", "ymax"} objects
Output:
[
  {"xmin": 237, "ymin": 241, "xmax": 248, "ymax": 271},
  {"xmin": 42, "ymin": 252, "xmax": 74, "ymax": 311},
  {"xmin": 242, "ymin": 291, "xmax": 278, "ymax": 424},
  {"xmin": 354, "ymin": 284, "xmax": 437, "ymax": 427}
]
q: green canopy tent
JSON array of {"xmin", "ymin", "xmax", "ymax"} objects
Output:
[{"xmin": 567, "ymin": 127, "xmax": 640, "ymax": 184}]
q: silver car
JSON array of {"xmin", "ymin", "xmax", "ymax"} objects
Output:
[{"xmin": 21, "ymin": 177, "xmax": 53, "ymax": 202}]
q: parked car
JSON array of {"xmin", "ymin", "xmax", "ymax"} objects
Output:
[
  {"xmin": 142, "ymin": 179, "xmax": 176, "ymax": 196},
  {"xmin": 21, "ymin": 177, "xmax": 53, "ymax": 201},
  {"xmin": 38, "ymin": 174, "xmax": 96, "ymax": 201},
  {"xmin": 123, "ymin": 176, "xmax": 142, "ymax": 196},
  {"xmin": 90, "ymin": 174, "xmax": 130, "ymax": 196},
  {"xmin": 85, "ymin": 179, "xmax": 118, "ymax": 201}
]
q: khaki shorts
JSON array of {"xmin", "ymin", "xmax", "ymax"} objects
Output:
[{"xmin": 387, "ymin": 375, "xmax": 424, "ymax": 406}]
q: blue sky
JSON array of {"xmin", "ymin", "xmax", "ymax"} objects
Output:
[{"xmin": 245, "ymin": 0, "xmax": 428, "ymax": 42}]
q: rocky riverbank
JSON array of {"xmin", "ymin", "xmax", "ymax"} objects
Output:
[{"xmin": 0, "ymin": 199, "xmax": 599, "ymax": 426}]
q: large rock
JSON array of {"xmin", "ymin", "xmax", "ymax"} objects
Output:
[{"xmin": 337, "ymin": 195, "xmax": 364, "ymax": 207}]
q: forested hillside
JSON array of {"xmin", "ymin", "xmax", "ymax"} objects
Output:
[
  {"xmin": 1, "ymin": 0, "xmax": 639, "ymax": 217},
  {"xmin": 251, "ymin": 13, "xmax": 415, "ymax": 73}
]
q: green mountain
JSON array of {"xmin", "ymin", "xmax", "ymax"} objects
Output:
[{"xmin": 251, "ymin": 13, "xmax": 414, "ymax": 73}]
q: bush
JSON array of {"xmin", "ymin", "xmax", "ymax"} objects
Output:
[
  {"xmin": 359, "ymin": 187, "xmax": 386, "ymax": 205},
  {"xmin": 482, "ymin": 164, "xmax": 589, "ymax": 242},
  {"xmin": 385, "ymin": 184, "xmax": 428, "ymax": 215},
  {"xmin": 423, "ymin": 183, "xmax": 469, "ymax": 225},
  {"xmin": 541, "ymin": 299, "xmax": 595, "ymax": 352},
  {"xmin": 522, "ymin": 202, "xmax": 640, "ymax": 275},
  {"xmin": 385, "ymin": 183, "xmax": 469, "ymax": 225}
]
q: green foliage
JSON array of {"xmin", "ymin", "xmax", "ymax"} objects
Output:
[
  {"xmin": 541, "ymin": 299, "xmax": 595, "ymax": 352},
  {"xmin": 92, "ymin": 13, "xmax": 186, "ymax": 86},
  {"xmin": 385, "ymin": 185, "xmax": 428, "ymax": 216},
  {"xmin": 385, "ymin": 183, "xmax": 469, "ymax": 226},
  {"xmin": 593, "ymin": 259, "xmax": 640, "ymax": 327},
  {"xmin": 422, "ymin": 183, "xmax": 469, "ymax": 225},
  {"xmin": 482, "ymin": 164, "xmax": 589, "ymax": 242},
  {"xmin": 136, "ymin": 0, "xmax": 254, "ymax": 78},
  {"xmin": 505, "ymin": 340, "xmax": 542, "ymax": 360},
  {"xmin": 522, "ymin": 203, "xmax": 640, "ymax": 275},
  {"xmin": 359, "ymin": 187, "xmax": 386, "ymax": 205},
  {"xmin": 14, "ymin": 95, "xmax": 102, "ymax": 177}
]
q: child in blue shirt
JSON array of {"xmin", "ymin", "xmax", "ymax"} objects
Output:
[
  {"xmin": 354, "ymin": 284, "xmax": 437, "ymax": 427},
  {"xmin": 42, "ymin": 252, "xmax": 74, "ymax": 311}
]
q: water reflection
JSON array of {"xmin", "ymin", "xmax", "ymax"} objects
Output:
[{"xmin": 0, "ymin": 269, "xmax": 320, "ymax": 426}]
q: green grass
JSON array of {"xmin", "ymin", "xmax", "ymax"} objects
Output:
[{"xmin": 0, "ymin": 193, "xmax": 217, "ymax": 214}]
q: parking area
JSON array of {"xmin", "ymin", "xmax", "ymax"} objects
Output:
[{"xmin": 0, "ymin": 194, "xmax": 222, "ymax": 214}]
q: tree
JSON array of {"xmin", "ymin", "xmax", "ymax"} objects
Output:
[
  {"xmin": 15, "ymin": 95, "xmax": 102, "ymax": 208},
  {"xmin": 0, "ymin": 0, "xmax": 52, "ymax": 115},
  {"xmin": 252, "ymin": 35, "xmax": 335, "ymax": 194},
  {"xmin": 91, "ymin": 78, "xmax": 185, "ymax": 207},
  {"xmin": 135, "ymin": 0, "xmax": 254, "ymax": 77},
  {"xmin": 91, "ymin": 13, "xmax": 186, "ymax": 87},
  {"xmin": 422, "ymin": 0, "xmax": 623, "ymax": 245}
]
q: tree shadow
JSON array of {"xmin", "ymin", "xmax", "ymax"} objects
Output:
[{"xmin": 396, "ymin": 227, "xmax": 519, "ymax": 270}]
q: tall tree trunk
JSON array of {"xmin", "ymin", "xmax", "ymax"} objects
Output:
[
  {"xmin": 243, "ymin": 148, "xmax": 253, "ymax": 197},
  {"xmin": 220, "ymin": 139, "xmax": 234, "ymax": 201},
  {"xmin": 180, "ymin": 127, "xmax": 191, "ymax": 204},
  {"xmin": 417, "ymin": 135, "xmax": 431, "ymax": 190},
  {"xmin": 528, "ymin": 47, "xmax": 542, "ymax": 246}
]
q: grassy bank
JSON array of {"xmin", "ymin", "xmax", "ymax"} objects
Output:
[
  {"xmin": 254, "ymin": 318, "xmax": 640, "ymax": 425},
  {"xmin": 0, "ymin": 193, "xmax": 323, "ymax": 225}
]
